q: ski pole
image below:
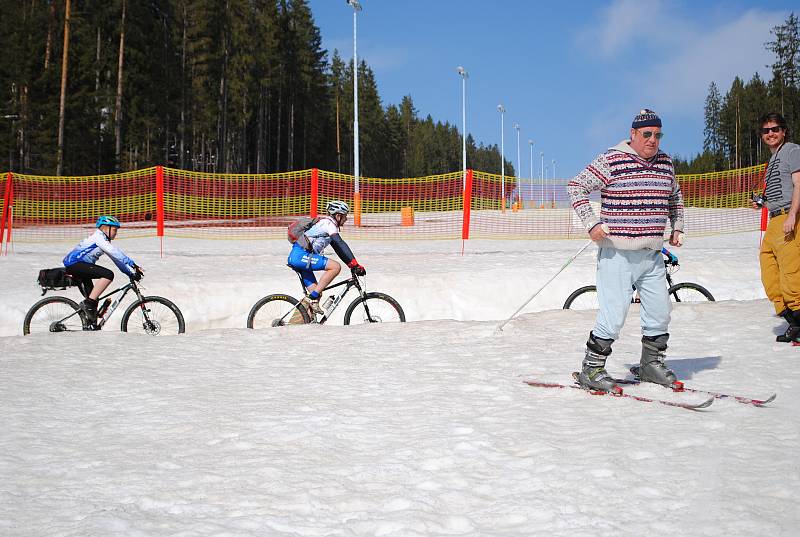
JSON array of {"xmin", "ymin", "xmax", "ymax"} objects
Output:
[{"xmin": 496, "ymin": 231, "xmax": 602, "ymax": 332}]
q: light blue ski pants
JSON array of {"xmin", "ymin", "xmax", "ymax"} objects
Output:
[{"xmin": 592, "ymin": 247, "xmax": 671, "ymax": 341}]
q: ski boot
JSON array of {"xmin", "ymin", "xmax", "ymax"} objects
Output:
[
  {"xmin": 776, "ymin": 309, "xmax": 800, "ymax": 343},
  {"xmin": 638, "ymin": 334, "xmax": 678, "ymax": 387},
  {"xmin": 576, "ymin": 333, "xmax": 620, "ymax": 394}
]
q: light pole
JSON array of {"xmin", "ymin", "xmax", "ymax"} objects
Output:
[
  {"xmin": 457, "ymin": 66, "xmax": 468, "ymax": 189},
  {"xmin": 514, "ymin": 123, "xmax": 520, "ymax": 208},
  {"xmin": 497, "ymin": 104, "xmax": 505, "ymax": 211},
  {"xmin": 528, "ymin": 140, "xmax": 534, "ymax": 210},
  {"xmin": 539, "ymin": 151, "xmax": 545, "ymax": 209},
  {"xmin": 347, "ymin": 0, "xmax": 362, "ymax": 225},
  {"xmin": 551, "ymin": 159, "xmax": 557, "ymax": 208}
]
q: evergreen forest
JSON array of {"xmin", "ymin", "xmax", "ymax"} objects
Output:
[
  {"xmin": 675, "ymin": 13, "xmax": 800, "ymax": 174},
  {"xmin": 0, "ymin": 0, "xmax": 512, "ymax": 177},
  {"xmin": 1, "ymin": 3, "xmax": 797, "ymax": 178}
]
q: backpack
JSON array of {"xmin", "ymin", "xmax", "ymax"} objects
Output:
[
  {"xmin": 287, "ymin": 216, "xmax": 319, "ymax": 251},
  {"xmin": 37, "ymin": 267, "xmax": 76, "ymax": 292}
]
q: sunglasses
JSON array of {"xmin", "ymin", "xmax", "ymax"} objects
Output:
[
  {"xmin": 761, "ymin": 126, "xmax": 784, "ymax": 134},
  {"xmin": 638, "ymin": 131, "xmax": 664, "ymax": 140}
]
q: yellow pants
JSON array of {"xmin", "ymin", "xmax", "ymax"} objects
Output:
[{"xmin": 760, "ymin": 213, "xmax": 800, "ymax": 314}]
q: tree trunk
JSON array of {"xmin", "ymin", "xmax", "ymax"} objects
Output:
[
  {"xmin": 95, "ymin": 27, "xmax": 102, "ymax": 172},
  {"xmin": 44, "ymin": 0, "xmax": 56, "ymax": 70},
  {"xmin": 114, "ymin": 0, "xmax": 127, "ymax": 171},
  {"xmin": 180, "ymin": 3, "xmax": 187, "ymax": 169},
  {"xmin": 56, "ymin": 0, "xmax": 71, "ymax": 176}
]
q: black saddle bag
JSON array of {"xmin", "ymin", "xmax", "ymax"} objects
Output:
[{"xmin": 37, "ymin": 267, "xmax": 77, "ymax": 292}]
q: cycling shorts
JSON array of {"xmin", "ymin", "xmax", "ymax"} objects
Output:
[
  {"xmin": 287, "ymin": 244, "xmax": 328, "ymax": 288},
  {"xmin": 65, "ymin": 262, "xmax": 114, "ymax": 298}
]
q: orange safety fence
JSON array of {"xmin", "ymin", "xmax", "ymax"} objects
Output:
[{"xmin": 0, "ymin": 164, "xmax": 767, "ymax": 249}]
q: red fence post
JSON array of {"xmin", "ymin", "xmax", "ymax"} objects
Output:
[
  {"xmin": 0, "ymin": 172, "xmax": 11, "ymax": 251},
  {"xmin": 462, "ymin": 169, "xmax": 473, "ymax": 241},
  {"xmin": 759, "ymin": 164, "xmax": 769, "ymax": 234},
  {"xmin": 156, "ymin": 166, "xmax": 165, "ymax": 237},
  {"xmin": 310, "ymin": 168, "xmax": 319, "ymax": 217},
  {"xmin": 0, "ymin": 172, "xmax": 14, "ymax": 253},
  {"xmin": 3, "ymin": 174, "xmax": 13, "ymax": 253},
  {"xmin": 156, "ymin": 166, "xmax": 165, "ymax": 257}
]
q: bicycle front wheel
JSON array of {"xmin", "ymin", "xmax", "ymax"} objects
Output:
[
  {"xmin": 669, "ymin": 282, "xmax": 715, "ymax": 303},
  {"xmin": 247, "ymin": 294, "xmax": 311, "ymax": 328},
  {"xmin": 23, "ymin": 296, "xmax": 86, "ymax": 335},
  {"xmin": 344, "ymin": 292, "xmax": 405, "ymax": 325},
  {"xmin": 121, "ymin": 296, "xmax": 185, "ymax": 335},
  {"xmin": 563, "ymin": 286, "xmax": 599, "ymax": 310}
]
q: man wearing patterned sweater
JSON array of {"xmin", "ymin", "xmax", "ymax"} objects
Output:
[{"xmin": 568, "ymin": 109, "xmax": 685, "ymax": 393}]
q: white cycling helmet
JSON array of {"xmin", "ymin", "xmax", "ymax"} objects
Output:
[{"xmin": 326, "ymin": 200, "xmax": 350, "ymax": 216}]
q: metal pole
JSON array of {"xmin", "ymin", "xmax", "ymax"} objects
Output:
[
  {"xmin": 497, "ymin": 105, "xmax": 505, "ymax": 211},
  {"xmin": 528, "ymin": 140, "xmax": 534, "ymax": 210},
  {"xmin": 552, "ymin": 159, "xmax": 557, "ymax": 207},
  {"xmin": 540, "ymin": 151, "xmax": 544, "ymax": 208},
  {"xmin": 457, "ymin": 67, "xmax": 468, "ymax": 189},
  {"xmin": 514, "ymin": 123, "xmax": 520, "ymax": 207},
  {"xmin": 351, "ymin": 2, "xmax": 360, "ymax": 194}
]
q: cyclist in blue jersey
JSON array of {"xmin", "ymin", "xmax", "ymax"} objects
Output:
[
  {"xmin": 63, "ymin": 216, "xmax": 143, "ymax": 326},
  {"xmin": 287, "ymin": 200, "xmax": 366, "ymax": 315}
]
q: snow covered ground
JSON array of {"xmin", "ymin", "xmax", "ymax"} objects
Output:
[{"xmin": 1, "ymin": 231, "xmax": 798, "ymax": 536}]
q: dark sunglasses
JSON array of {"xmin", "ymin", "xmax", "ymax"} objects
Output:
[
  {"xmin": 761, "ymin": 126, "xmax": 784, "ymax": 134},
  {"xmin": 639, "ymin": 131, "xmax": 664, "ymax": 140}
]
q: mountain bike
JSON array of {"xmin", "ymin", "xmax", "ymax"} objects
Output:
[
  {"xmin": 563, "ymin": 248, "xmax": 715, "ymax": 310},
  {"xmin": 23, "ymin": 273, "xmax": 185, "ymax": 335},
  {"xmin": 247, "ymin": 268, "xmax": 405, "ymax": 328}
]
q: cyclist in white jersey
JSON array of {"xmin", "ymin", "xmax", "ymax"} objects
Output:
[
  {"xmin": 287, "ymin": 200, "xmax": 366, "ymax": 314},
  {"xmin": 63, "ymin": 216, "xmax": 143, "ymax": 326}
]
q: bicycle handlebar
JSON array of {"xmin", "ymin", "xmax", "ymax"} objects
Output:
[{"xmin": 661, "ymin": 247, "xmax": 678, "ymax": 265}]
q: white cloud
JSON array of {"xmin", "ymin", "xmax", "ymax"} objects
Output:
[
  {"xmin": 588, "ymin": 0, "xmax": 669, "ymax": 58},
  {"xmin": 641, "ymin": 9, "xmax": 781, "ymax": 114}
]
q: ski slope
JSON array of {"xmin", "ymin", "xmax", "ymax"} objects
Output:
[{"xmin": 1, "ymin": 232, "xmax": 798, "ymax": 536}]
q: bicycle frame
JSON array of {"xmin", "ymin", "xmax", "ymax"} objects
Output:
[
  {"xmin": 58, "ymin": 279, "xmax": 146, "ymax": 329},
  {"xmin": 93, "ymin": 281, "xmax": 147, "ymax": 329},
  {"xmin": 295, "ymin": 272, "xmax": 365, "ymax": 325}
]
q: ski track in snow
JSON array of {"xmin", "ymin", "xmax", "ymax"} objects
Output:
[{"xmin": 1, "ymin": 232, "xmax": 798, "ymax": 536}]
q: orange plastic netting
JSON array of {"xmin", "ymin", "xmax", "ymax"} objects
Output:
[{"xmin": 1, "ymin": 164, "xmax": 766, "ymax": 244}]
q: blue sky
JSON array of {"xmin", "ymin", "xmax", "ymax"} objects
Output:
[{"xmin": 307, "ymin": 0, "xmax": 794, "ymax": 178}]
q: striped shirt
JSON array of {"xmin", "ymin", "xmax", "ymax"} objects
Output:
[
  {"xmin": 568, "ymin": 140, "xmax": 684, "ymax": 251},
  {"xmin": 764, "ymin": 142, "xmax": 800, "ymax": 213}
]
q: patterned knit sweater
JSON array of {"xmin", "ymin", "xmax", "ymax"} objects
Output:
[{"xmin": 568, "ymin": 140, "xmax": 684, "ymax": 251}]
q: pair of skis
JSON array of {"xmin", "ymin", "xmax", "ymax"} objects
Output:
[{"xmin": 525, "ymin": 367, "xmax": 776, "ymax": 411}]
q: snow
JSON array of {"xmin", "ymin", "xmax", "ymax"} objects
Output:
[{"xmin": 1, "ymin": 230, "xmax": 799, "ymax": 536}]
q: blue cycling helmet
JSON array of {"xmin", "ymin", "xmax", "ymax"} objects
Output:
[{"xmin": 96, "ymin": 215, "xmax": 121, "ymax": 228}]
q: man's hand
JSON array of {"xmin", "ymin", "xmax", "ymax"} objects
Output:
[
  {"xmin": 669, "ymin": 230, "xmax": 684, "ymax": 247},
  {"xmin": 132, "ymin": 265, "xmax": 144, "ymax": 281},
  {"xmin": 348, "ymin": 259, "xmax": 366, "ymax": 276},
  {"xmin": 783, "ymin": 213, "xmax": 797, "ymax": 235},
  {"xmin": 589, "ymin": 223, "xmax": 609, "ymax": 242}
]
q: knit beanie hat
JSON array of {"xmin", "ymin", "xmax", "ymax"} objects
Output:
[{"xmin": 632, "ymin": 109, "xmax": 662, "ymax": 129}]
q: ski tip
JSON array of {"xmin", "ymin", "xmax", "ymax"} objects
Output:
[
  {"xmin": 695, "ymin": 396, "xmax": 715, "ymax": 409},
  {"xmin": 754, "ymin": 393, "xmax": 777, "ymax": 406}
]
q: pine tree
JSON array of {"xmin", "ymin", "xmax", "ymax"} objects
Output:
[{"xmin": 703, "ymin": 82, "xmax": 722, "ymax": 169}]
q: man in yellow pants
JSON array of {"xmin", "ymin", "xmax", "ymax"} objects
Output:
[{"xmin": 755, "ymin": 112, "xmax": 800, "ymax": 343}]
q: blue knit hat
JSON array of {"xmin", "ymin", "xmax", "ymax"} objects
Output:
[{"xmin": 632, "ymin": 109, "xmax": 662, "ymax": 129}]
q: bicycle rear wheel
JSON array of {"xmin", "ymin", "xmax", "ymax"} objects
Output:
[
  {"xmin": 23, "ymin": 296, "xmax": 86, "ymax": 335},
  {"xmin": 563, "ymin": 286, "xmax": 599, "ymax": 310},
  {"xmin": 121, "ymin": 296, "xmax": 185, "ymax": 335},
  {"xmin": 668, "ymin": 282, "xmax": 715, "ymax": 302},
  {"xmin": 247, "ymin": 294, "xmax": 311, "ymax": 328},
  {"xmin": 344, "ymin": 292, "xmax": 405, "ymax": 324}
]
